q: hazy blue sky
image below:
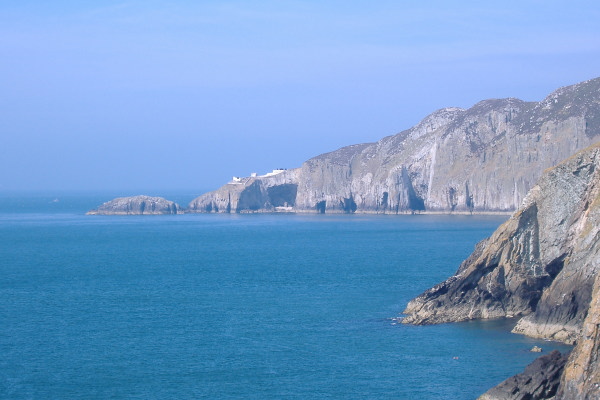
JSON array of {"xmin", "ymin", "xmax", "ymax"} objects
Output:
[{"xmin": 2, "ymin": 1, "xmax": 599, "ymax": 193}]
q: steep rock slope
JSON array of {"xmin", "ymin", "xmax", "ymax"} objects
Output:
[
  {"xmin": 557, "ymin": 274, "xmax": 600, "ymax": 399},
  {"xmin": 402, "ymin": 143, "xmax": 600, "ymax": 344},
  {"xmin": 402, "ymin": 143, "xmax": 600, "ymax": 398},
  {"xmin": 188, "ymin": 169, "xmax": 300, "ymax": 213},
  {"xmin": 87, "ymin": 195, "xmax": 181, "ymax": 215},
  {"xmin": 189, "ymin": 77, "xmax": 600, "ymax": 213}
]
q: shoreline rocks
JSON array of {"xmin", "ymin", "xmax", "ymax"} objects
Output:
[{"xmin": 478, "ymin": 350, "xmax": 569, "ymax": 400}]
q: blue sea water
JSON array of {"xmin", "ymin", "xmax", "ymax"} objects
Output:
[{"xmin": 0, "ymin": 193, "xmax": 572, "ymax": 399}]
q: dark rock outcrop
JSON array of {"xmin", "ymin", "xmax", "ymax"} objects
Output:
[
  {"xmin": 478, "ymin": 350, "xmax": 569, "ymax": 400},
  {"xmin": 87, "ymin": 195, "xmax": 181, "ymax": 215},
  {"xmin": 190, "ymin": 77, "xmax": 600, "ymax": 214}
]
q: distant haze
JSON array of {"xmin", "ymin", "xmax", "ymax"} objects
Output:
[{"xmin": 1, "ymin": 1, "xmax": 599, "ymax": 192}]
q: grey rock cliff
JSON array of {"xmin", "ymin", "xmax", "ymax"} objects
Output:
[
  {"xmin": 402, "ymin": 143, "xmax": 600, "ymax": 343},
  {"xmin": 87, "ymin": 195, "xmax": 181, "ymax": 215},
  {"xmin": 557, "ymin": 273, "xmax": 600, "ymax": 399},
  {"xmin": 402, "ymin": 142, "xmax": 600, "ymax": 399},
  {"xmin": 189, "ymin": 77, "xmax": 600, "ymax": 214},
  {"xmin": 188, "ymin": 169, "xmax": 300, "ymax": 213}
]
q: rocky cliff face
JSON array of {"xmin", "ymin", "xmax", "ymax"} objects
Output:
[
  {"xmin": 87, "ymin": 195, "xmax": 181, "ymax": 215},
  {"xmin": 188, "ymin": 169, "xmax": 300, "ymax": 213},
  {"xmin": 402, "ymin": 143, "xmax": 600, "ymax": 341},
  {"xmin": 402, "ymin": 143, "xmax": 600, "ymax": 399},
  {"xmin": 557, "ymin": 274, "xmax": 600, "ymax": 399},
  {"xmin": 189, "ymin": 77, "xmax": 600, "ymax": 213}
]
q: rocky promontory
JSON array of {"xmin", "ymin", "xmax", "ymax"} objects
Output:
[
  {"xmin": 402, "ymin": 143, "xmax": 600, "ymax": 341},
  {"xmin": 403, "ymin": 142, "xmax": 600, "ymax": 398},
  {"xmin": 86, "ymin": 195, "xmax": 181, "ymax": 215},
  {"xmin": 190, "ymin": 77, "xmax": 600, "ymax": 214},
  {"xmin": 188, "ymin": 169, "xmax": 300, "ymax": 214}
]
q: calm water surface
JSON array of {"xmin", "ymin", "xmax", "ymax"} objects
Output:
[{"xmin": 0, "ymin": 193, "xmax": 571, "ymax": 399}]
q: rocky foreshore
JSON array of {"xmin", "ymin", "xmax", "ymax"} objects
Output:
[{"xmin": 403, "ymin": 143, "xmax": 600, "ymax": 399}]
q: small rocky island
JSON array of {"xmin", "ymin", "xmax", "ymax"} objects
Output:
[{"xmin": 86, "ymin": 195, "xmax": 181, "ymax": 215}]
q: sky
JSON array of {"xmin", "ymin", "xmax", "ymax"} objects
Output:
[{"xmin": 1, "ymin": 1, "xmax": 599, "ymax": 193}]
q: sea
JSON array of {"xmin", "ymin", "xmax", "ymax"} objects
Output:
[{"xmin": 0, "ymin": 192, "xmax": 572, "ymax": 399}]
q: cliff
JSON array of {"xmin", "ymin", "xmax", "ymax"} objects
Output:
[
  {"xmin": 402, "ymin": 143, "xmax": 600, "ymax": 399},
  {"xmin": 189, "ymin": 77, "xmax": 600, "ymax": 214},
  {"xmin": 87, "ymin": 195, "xmax": 181, "ymax": 215},
  {"xmin": 557, "ymin": 273, "xmax": 600, "ymax": 399},
  {"xmin": 188, "ymin": 169, "xmax": 301, "ymax": 213}
]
